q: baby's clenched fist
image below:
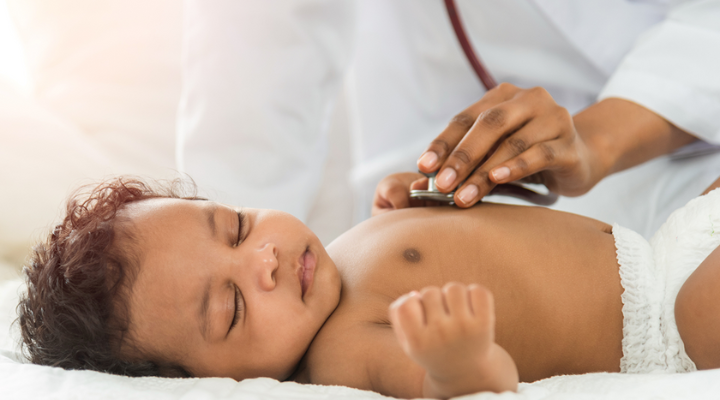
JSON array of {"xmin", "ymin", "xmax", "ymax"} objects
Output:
[{"xmin": 389, "ymin": 283, "xmax": 495, "ymax": 382}]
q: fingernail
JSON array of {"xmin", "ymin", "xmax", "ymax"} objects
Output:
[
  {"xmin": 458, "ymin": 184, "xmax": 478, "ymax": 204},
  {"xmin": 418, "ymin": 152, "xmax": 438, "ymax": 169},
  {"xmin": 492, "ymin": 166, "xmax": 510, "ymax": 182},
  {"xmin": 437, "ymin": 168, "xmax": 456, "ymax": 189}
]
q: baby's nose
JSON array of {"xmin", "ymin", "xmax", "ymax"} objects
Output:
[{"xmin": 256, "ymin": 243, "xmax": 278, "ymax": 291}]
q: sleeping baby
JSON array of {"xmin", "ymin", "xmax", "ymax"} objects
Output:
[{"xmin": 17, "ymin": 173, "xmax": 720, "ymax": 399}]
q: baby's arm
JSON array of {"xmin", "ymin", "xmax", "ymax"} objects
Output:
[{"xmin": 389, "ymin": 283, "xmax": 518, "ymax": 399}]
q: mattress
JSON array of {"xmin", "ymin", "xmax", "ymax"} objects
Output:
[{"xmin": 1, "ymin": 278, "xmax": 719, "ymax": 400}]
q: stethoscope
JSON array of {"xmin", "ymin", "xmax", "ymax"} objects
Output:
[{"xmin": 408, "ymin": 0, "xmax": 559, "ymax": 206}]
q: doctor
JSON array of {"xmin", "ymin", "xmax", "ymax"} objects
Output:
[{"xmin": 177, "ymin": 0, "xmax": 720, "ymax": 238}]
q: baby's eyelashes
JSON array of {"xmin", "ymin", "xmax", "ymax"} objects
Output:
[
  {"xmin": 229, "ymin": 283, "xmax": 244, "ymax": 332},
  {"xmin": 234, "ymin": 210, "xmax": 246, "ymax": 247}
]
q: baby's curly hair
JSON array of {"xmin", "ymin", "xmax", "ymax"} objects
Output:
[{"xmin": 16, "ymin": 176, "xmax": 203, "ymax": 377}]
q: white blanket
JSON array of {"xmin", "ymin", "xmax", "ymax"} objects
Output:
[{"xmin": 1, "ymin": 278, "xmax": 718, "ymax": 400}]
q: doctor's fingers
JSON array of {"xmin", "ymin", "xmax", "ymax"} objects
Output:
[
  {"xmin": 434, "ymin": 88, "xmax": 568, "ymax": 193},
  {"xmin": 418, "ymin": 83, "xmax": 523, "ymax": 173},
  {"xmin": 432, "ymin": 99, "xmax": 539, "ymax": 193},
  {"xmin": 452, "ymin": 119, "xmax": 575, "ymax": 207}
]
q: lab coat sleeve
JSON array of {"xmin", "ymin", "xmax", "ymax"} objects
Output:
[
  {"xmin": 177, "ymin": 0, "xmax": 355, "ymax": 220},
  {"xmin": 599, "ymin": 0, "xmax": 720, "ymax": 144}
]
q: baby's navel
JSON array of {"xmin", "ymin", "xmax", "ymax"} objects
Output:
[{"xmin": 403, "ymin": 248, "xmax": 422, "ymax": 263}]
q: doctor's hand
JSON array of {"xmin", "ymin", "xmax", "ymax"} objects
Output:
[{"xmin": 417, "ymin": 83, "xmax": 598, "ymax": 208}]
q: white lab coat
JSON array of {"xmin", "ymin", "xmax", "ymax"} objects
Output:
[{"xmin": 177, "ymin": 0, "xmax": 720, "ymax": 238}]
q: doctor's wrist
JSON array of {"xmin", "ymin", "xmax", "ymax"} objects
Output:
[
  {"xmin": 572, "ymin": 102, "xmax": 624, "ymax": 183},
  {"xmin": 573, "ymin": 98, "xmax": 696, "ymax": 181}
]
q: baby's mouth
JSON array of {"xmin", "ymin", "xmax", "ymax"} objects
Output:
[{"xmin": 298, "ymin": 246, "xmax": 316, "ymax": 299}]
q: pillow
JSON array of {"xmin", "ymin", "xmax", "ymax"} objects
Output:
[{"xmin": 0, "ymin": 278, "xmax": 21, "ymax": 355}]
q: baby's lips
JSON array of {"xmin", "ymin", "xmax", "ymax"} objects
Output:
[{"xmin": 296, "ymin": 248, "xmax": 308, "ymax": 293}]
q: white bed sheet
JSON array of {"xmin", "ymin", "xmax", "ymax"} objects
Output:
[{"xmin": 2, "ymin": 278, "xmax": 718, "ymax": 400}]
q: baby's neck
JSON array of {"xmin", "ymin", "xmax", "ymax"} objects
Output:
[{"xmin": 287, "ymin": 357, "xmax": 310, "ymax": 383}]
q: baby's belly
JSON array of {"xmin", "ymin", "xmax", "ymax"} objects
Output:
[{"xmin": 327, "ymin": 203, "xmax": 624, "ymax": 381}]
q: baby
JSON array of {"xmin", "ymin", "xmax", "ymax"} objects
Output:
[{"xmin": 17, "ymin": 173, "xmax": 720, "ymax": 399}]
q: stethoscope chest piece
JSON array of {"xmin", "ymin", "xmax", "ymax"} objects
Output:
[
  {"xmin": 409, "ymin": 172, "xmax": 456, "ymax": 204},
  {"xmin": 409, "ymin": 171, "xmax": 560, "ymax": 206}
]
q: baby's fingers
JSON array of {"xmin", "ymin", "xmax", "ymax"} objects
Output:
[
  {"xmin": 390, "ymin": 292, "xmax": 425, "ymax": 350},
  {"xmin": 409, "ymin": 177, "xmax": 429, "ymax": 191},
  {"xmin": 419, "ymin": 286, "xmax": 452, "ymax": 327},
  {"xmin": 469, "ymin": 284, "xmax": 495, "ymax": 335},
  {"xmin": 374, "ymin": 179, "xmax": 410, "ymax": 211},
  {"xmin": 442, "ymin": 282, "xmax": 472, "ymax": 318}
]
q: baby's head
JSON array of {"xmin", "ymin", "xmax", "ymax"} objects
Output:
[{"xmin": 18, "ymin": 177, "xmax": 341, "ymax": 381}]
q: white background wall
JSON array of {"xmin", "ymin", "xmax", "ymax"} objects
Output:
[
  {"xmin": 0, "ymin": 0, "xmax": 27, "ymax": 280},
  {"xmin": 0, "ymin": 1, "xmax": 354, "ymax": 282},
  {"xmin": 0, "ymin": 0, "xmax": 30, "ymax": 94}
]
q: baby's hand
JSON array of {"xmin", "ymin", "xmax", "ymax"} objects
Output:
[
  {"xmin": 390, "ymin": 283, "xmax": 494, "ymax": 377},
  {"xmin": 372, "ymin": 172, "xmax": 438, "ymax": 216},
  {"xmin": 389, "ymin": 283, "xmax": 517, "ymax": 398}
]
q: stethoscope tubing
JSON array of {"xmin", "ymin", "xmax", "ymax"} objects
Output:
[{"xmin": 444, "ymin": 0, "xmax": 497, "ymax": 91}]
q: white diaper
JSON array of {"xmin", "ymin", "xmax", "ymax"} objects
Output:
[{"xmin": 613, "ymin": 187, "xmax": 720, "ymax": 374}]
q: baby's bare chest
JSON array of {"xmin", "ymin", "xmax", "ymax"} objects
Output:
[{"xmin": 319, "ymin": 206, "xmax": 623, "ymax": 381}]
